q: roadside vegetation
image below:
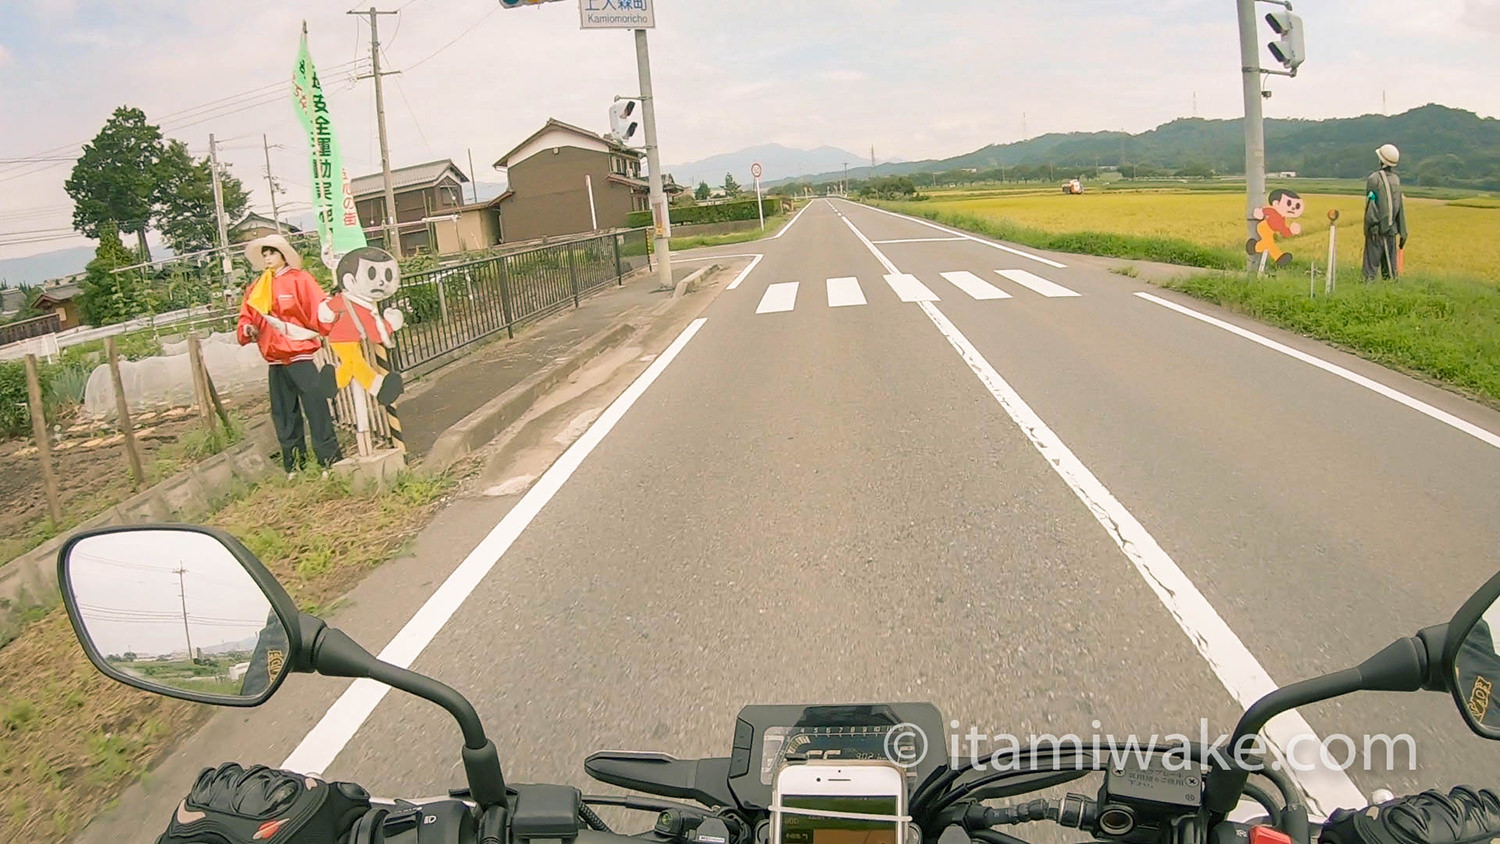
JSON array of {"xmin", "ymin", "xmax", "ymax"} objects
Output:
[{"xmin": 0, "ymin": 467, "xmax": 454, "ymax": 840}]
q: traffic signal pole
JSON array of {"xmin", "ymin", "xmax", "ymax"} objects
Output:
[
  {"xmin": 635, "ymin": 28, "xmax": 673, "ymax": 293},
  {"xmin": 1237, "ymin": 0, "xmax": 1266, "ymax": 274}
]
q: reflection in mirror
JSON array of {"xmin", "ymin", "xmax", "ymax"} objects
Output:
[
  {"xmin": 1455, "ymin": 599, "xmax": 1500, "ymax": 734},
  {"xmin": 66, "ymin": 530, "xmax": 290, "ymax": 701}
]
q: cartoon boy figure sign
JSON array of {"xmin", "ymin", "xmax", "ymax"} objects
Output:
[
  {"xmin": 1246, "ymin": 188, "xmax": 1305, "ymax": 269},
  {"xmin": 318, "ymin": 247, "xmax": 406, "ymax": 407}
]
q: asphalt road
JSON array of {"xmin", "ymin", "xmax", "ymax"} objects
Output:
[{"xmin": 77, "ymin": 198, "xmax": 1500, "ymax": 842}]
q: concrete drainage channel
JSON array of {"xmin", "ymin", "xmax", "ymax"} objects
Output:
[{"xmin": 422, "ymin": 263, "xmax": 721, "ymax": 476}]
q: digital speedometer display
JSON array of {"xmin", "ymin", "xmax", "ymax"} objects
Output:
[{"xmin": 760, "ymin": 725, "xmax": 920, "ymax": 785}]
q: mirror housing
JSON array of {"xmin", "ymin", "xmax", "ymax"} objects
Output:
[
  {"xmin": 1443, "ymin": 568, "xmax": 1500, "ymax": 739},
  {"xmin": 57, "ymin": 524, "xmax": 305, "ymax": 707}
]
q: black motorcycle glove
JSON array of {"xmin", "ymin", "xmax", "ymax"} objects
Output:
[
  {"xmin": 1319, "ymin": 786, "xmax": 1500, "ymax": 844},
  {"xmin": 156, "ymin": 762, "xmax": 371, "ymax": 844}
]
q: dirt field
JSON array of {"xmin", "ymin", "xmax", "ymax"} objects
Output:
[{"xmin": 0, "ymin": 394, "xmax": 270, "ymax": 564}]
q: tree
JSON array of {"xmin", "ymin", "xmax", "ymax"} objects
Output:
[
  {"xmin": 153, "ymin": 140, "xmax": 249, "ymax": 256},
  {"xmin": 723, "ymin": 173, "xmax": 740, "ymax": 195},
  {"xmin": 78, "ymin": 222, "xmax": 147, "ymax": 326},
  {"xmin": 695, "ymin": 181, "xmax": 711, "ymax": 201},
  {"xmin": 65, "ymin": 106, "xmax": 167, "ymax": 262}
]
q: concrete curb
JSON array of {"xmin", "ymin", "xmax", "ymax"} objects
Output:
[
  {"xmin": 419, "ymin": 319, "xmax": 641, "ymax": 477},
  {"xmin": 0, "ymin": 421, "xmax": 280, "ymax": 644},
  {"xmin": 673, "ymin": 264, "xmax": 717, "ymax": 299}
]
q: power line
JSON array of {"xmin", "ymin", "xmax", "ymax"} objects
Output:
[
  {"xmin": 402, "ymin": 5, "xmax": 499, "ymax": 73},
  {"xmin": 383, "ymin": 49, "xmax": 435, "ymax": 157},
  {"xmin": 0, "ymin": 58, "xmax": 364, "ymax": 184}
]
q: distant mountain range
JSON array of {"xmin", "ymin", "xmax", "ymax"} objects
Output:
[
  {"xmin": 0, "ymin": 246, "xmax": 98, "ymax": 288},
  {"xmin": 663, "ymin": 144, "xmax": 899, "ymax": 187},
  {"xmin": 770, "ymin": 104, "xmax": 1500, "ymax": 191}
]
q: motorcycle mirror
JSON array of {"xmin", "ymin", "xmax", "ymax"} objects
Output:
[
  {"xmin": 56, "ymin": 525, "xmax": 303, "ymax": 707},
  {"xmin": 1444, "ymin": 568, "xmax": 1500, "ymax": 739}
]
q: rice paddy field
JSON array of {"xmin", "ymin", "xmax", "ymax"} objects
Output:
[{"xmin": 883, "ymin": 186, "xmax": 1500, "ymax": 283}]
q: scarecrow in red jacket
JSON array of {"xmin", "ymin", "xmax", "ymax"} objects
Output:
[
  {"xmin": 317, "ymin": 246, "xmax": 406, "ymax": 407},
  {"xmin": 1246, "ymin": 188, "xmax": 1305, "ymax": 268}
]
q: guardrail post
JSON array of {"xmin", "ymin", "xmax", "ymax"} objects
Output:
[
  {"xmin": 614, "ymin": 233, "xmax": 623, "ymax": 285},
  {"xmin": 498, "ymin": 255, "xmax": 516, "ymax": 340},
  {"xmin": 567, "ymin": 243, "xmax": 580, "ymax": 308}
]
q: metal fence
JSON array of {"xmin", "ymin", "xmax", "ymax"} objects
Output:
[{"xmin": 383, "ymin": 228, "xmax": 652, "ymax": 374}]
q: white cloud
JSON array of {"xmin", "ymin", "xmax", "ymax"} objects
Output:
[{"xmin": 819, "ymin": 69, "xmax": 869, "ymax": 83}]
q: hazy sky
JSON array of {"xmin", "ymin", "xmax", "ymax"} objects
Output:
[
  {"xmin": 1, "ymin": 0, "xmax": 1496, "ymax": 260},
  {"xmin": 68, "ymin": 530, "xmax": 276, "ymax": 657}
]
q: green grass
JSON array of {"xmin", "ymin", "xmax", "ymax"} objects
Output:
[
  {"xmin": 1163, "ymin": 270, "xmax": 1500, "ymax": 406},
  {"xmin": 667, "ymin": 214, "xmax": 788, "ymax": 251}
]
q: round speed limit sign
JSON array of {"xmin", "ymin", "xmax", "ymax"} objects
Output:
[{"xmin": 751, "ymin": 162, "xmax": 763, "ymax": 179}]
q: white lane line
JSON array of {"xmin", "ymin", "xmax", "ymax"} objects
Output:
[
  {"xmin": 871, "ymin": 237, "xmax": 968, "ymax": 244},
  {"xmin": 726, "ymin": 254, "xmax": 764, "ymax": 290},
  {"xmin": 835, "ymin": 211, "xmax": 1366, "ymax": 817},
  {"xmin": 770, "ymin": 200, "xmax": 815, "ymax": 239},
  {"xmin": 675, "ymin": 252, "xmax": 760, "ymax": 263},
  {"xmin": 756, "ymin": 282, "xmax": 799, "ymax": 314},
  {"xmin": 1136, "ymin": 291, "xmax": 1500, "ymax": 452},
  {"xmin": 916, "ymin": 300, "xmax": 1365, "ymax": 816},
  {"xmin": 841, "ymin": 198, "xmax": 1068, "ymax": 269},
  {"xmin": 884, "ymin": 274, "xmax": 941, "ymax": 303},
  {"xmin": 827, "ymin": 277, "xmax": 867, "ymax": 308},
  {"xmin": 996, "ymin": 269, "xmax": 1080, "ymax": 298},
  {"xmin": 940, "ymin": 271, "xmax": 1011, "ymax": 300},
  {"xmin": 281, "ymin": 317, "xmax": 710, "ymax": 777}
]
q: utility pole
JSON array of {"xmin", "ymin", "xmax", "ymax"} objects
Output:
[
  {"xmin": 842, "ymin": 161, "xmax": 848, "ymax": 196},
  {"xmin": 351, "ymin": 7, "xmax": 403, "ymax": 257},
  {"xmin": 1236, "ymin": 0, "xmax": 1267, "ymax": 273},
  {"xmin": 209, "ymin": 134, "xmax": 231, "ymax": 281},
  {"xmin": 634, "ymin": 28, "xmax": 671, "ymax": 292},
  {"xmin": 870, "ymin": 146, "xmax": 875, "ymax": 171},
  {"xmin": 175, "ymin": 565, "xmax": 194, "ymax": 661},
  {"xmin": 262, "ymin": 134, "xmax": 284, "ymax": 234},
  {"xmin": 467, "ymin": 148, "xmax": 479, "ymax": 203}
]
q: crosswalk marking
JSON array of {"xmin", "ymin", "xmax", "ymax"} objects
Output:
[
  {"xmin": 995, "ymin": 269, "xmax": 1080, "ymax": 298},
  {"xmin": 940, "ymin": 271, "xmax": 1011, "ymax": 300},
  {"xmin": 883, "ymin": 273, "xmax": 941, "ymax": 302},
  {"xmin": 756, "ymin": 282, "xmax": 799, "ymax": 313},
  {"xmin": 827, "ymin": 277, "xmax": 866, "ymax": 307}
]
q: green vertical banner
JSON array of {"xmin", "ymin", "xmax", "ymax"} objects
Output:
[{"xmin": 293, "ymin": 26, "xmax": 367, "ymax": 270}]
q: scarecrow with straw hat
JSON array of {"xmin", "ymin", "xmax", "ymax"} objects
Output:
[
  {"xmin": 236, "ymin": 233, "xmax": 343, "ymax": 475},
  {"xmin": 1364, "ymin": 143, "xmax": 1409, "ymax": 281}
]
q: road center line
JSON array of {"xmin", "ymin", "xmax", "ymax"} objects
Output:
[
  {"xmin": 281, "ymin": 317, "xmax": 710, "ymax": 777},
  {"xmin": 836, "ymin": 213, "xmax": 1367, "ymax": 817},
  {"xmin": 839, "ymin": 198, "xmax": 1068, "ymax": 269},
  {"xmin": 1135, "ymin": 292, "xmax": 1500, "ymax": 452}
]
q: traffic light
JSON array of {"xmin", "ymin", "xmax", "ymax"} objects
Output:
[
  {"xmin": 1265, "ymin": 11, "xmax": 1305, "ymax": 73},
  {"xmin": 610, "ymin": 99, "xmax": 642, "ymax": 147}
]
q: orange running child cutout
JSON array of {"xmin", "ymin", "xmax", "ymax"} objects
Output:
[{"xmin": 1247, "ymin": 189, "xmax": 1305, "ymax": 268}]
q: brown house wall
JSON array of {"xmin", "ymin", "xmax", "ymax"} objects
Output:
[{"xmin": 499, "ymin": 147, "xmax": 639, "ymax": 242}]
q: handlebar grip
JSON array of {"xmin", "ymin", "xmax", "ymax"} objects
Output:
[{"xmin": 1318, "ymin": 787, "xmax": 1500, "ymax": 844}]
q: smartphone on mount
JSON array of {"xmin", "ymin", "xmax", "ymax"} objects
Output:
[{"xmin": 771, "ymin": 761, "xmax": 908, "ymax": 844}]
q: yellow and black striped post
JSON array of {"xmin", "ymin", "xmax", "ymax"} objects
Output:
[{"xmin": 373, "ymin": 342, "xmax": 405, "ymax": 453}]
